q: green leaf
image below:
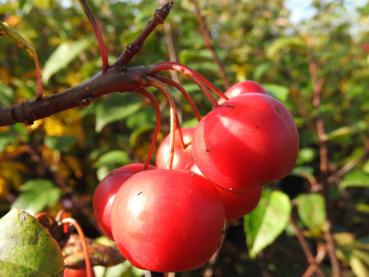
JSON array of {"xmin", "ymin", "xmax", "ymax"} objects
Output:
[
  {"xmin": 94, "ymin": 261, "xmax": 144, "ymax": 277},
  {"xmin": 0, "ymin": 22, "xmax": 42, "ymax": 93},
  {"xmin": 350, "ymin": 255, "xmax": 369, "ymax": 277},
  {"xmin": 340, "ymin": 170, "xmax": 369, "ymax": 189},
  {"xmin": 129, "ymin": 124, "xmax": 154, "ymax": 147},
  {"xmin": 263, "ymin": 84, "xmax": 289, "ymax": 103},
  {"xmin": 296, "ymin": 148, "xmax": 316, "ymax": 165},
  {"xmin": 12, "ymin": 179, "xmax": 62, "ymax": 215},
  {"xmin": 244, "ymin": 190, "xmax": 291, "ymax": 258},
  {"xmin": 323, "ymin": 121, "xmax": 367, "ymax": 141},
  {"xmin": 0, "ymin": 260, "xmax": 48, "ymax": 276},
  {"xmin": 95, "ymin": 94, "xmax": 142, "ymax": 132},
  {"xmin": 296, "ymin": 193, "xmax": 326, "ymax": 230},
  {"xmin": 0, "ymin": 209, "xmax": 63, "ymax": 276},
  {"xmin": 94, "ymin": 150, "xmax": 130, "ymax": 168},
  {"xmin": 0, "ymin": 132, "xmax": 15, "ymax": 151},
  {"xmin": 0, "ymin": 84, "xmax": 14, "ymax": 106},
  {"xmin": 266, "ymin": 36, "xmax": 306, "ymax": 60},
  {"xmin": 42, "ymin": 39, "xmax": 90, "ymax": 83},
  {"xmin": 45, "ymin": 135, "xmax": 76, "ymax": 153}
]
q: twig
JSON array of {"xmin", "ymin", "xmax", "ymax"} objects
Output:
[
  {"xmin": 79, "ymin": 0, "xmax": 109, "ymax": 72},
  {"xmin": 290, "ymin": 218, "xmax": 325, "ymax": 277},
  {"xmin": 0, "ymin": 66, "xmax": 147, "ymax": 126},
  {"xmin": 323, "ymin": 221, "xmax": 341, "ymax": 277},
  {"xmin": 114, "ymin": 1, "xmax": 174, "ymax": 67},
  {"xmin": 189, "ymin": 0, "xmax": 230, "ymax": 89},
  {"xmin": 0, "ymin": 2, "xmax": 175, "ymax": 127},
  {"xmin": 302, "ymin": 244, "xmax": 327, "ymax": 277},
  {"xmin": 158, "ymin": 0, "xmax": 180, "ymax": 83},
  {"xmin": 308, "ymin": 48, "xmax": 341, "ymax": 277}
]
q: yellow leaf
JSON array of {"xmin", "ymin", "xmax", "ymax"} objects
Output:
[
  {"xmin": 0, "ymin": 177, "xmax": 7, "ymax": 199},
  {"xmin": 43, "ymin": 117, "xmax": 66, "ymax": 136}
]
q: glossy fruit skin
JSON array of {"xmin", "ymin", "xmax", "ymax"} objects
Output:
[
  {"xmin": 63, "ymin": 268, "xmax": 94, "ymax": 277},
  {"xmin": 190, "ymin": 164, "xmax": 262, "ymax": 221},
  {"xmin": 218, "ymin": 80, "xmax": 266, "ymax": 104},
  {"xmin": 111, "ymin": 169, "xmax": 226, "ymax": 272},
  {"xmin": 93, "ymin": 163, "xmax": 153, "ymax": 239},
  {"xmin": 156, "ymin": 128, "xmax": 195, "ymax": 170},
  {"xmin": 193, "ymin": 93, "xmax": 299, "ymax": 193}
]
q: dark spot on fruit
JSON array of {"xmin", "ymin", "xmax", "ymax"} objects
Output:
[
  {"xmin": 274, "ymin": 106, "xmax": 282, "ymax": 114},
  {"xmin": 137, "ymin": 191, "xmax": 143, "ymax": 196},
  {"xmin": 206, "ymin": 148, "xmax": 211, "ymax": 152},
  {"xmin": 221, "ymin": 104, "xmax": 235, "ymax": 109}
]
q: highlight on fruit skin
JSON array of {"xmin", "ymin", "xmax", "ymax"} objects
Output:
[
  {"xmin": 93, "ymin": 163, "xmax": 154, "ymax": 239},
  {"xmin": 193, "ymin": 93, "xmax": 299, "ymax": 194},
  {"xmin": 111, "ymin": 169, "xmax": 226, "ymax": 272},
  {"xmin": 218, "ymin": 80, "xmax": 267, "ymax": 104}
]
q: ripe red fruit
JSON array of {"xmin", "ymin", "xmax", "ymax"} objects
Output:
[
  {"xmin": 111, "ymin": 169, "xmax": 225, "ymax": 272},
  {"xmin": 156, "ymin": 128, "xmax": 195, "ymax": 170},
  {"xmin": 218, "ymin": 80, "xmax": 266, "ymax": 104},
  {"xmin": 193, "ymin": 93, "xmax": 299, "ymax": 193},
  {"xmin": 93, "ymin": 163, "xmax": 153, "ymax": 239},
  {"xmin": 190, "ymin": 164, "xmax": 262, "ymax": 221},
  {"xmin": 63, "ymin": 268, "xmax": 94, "ymax": 277}
]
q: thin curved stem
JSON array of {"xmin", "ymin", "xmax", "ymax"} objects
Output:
[
  {"xmin": 174, "ymin": 113, "xmax": 185, "ymax": 149},
  {"xmin": 149, "ymin": 61, "xmax": 228, "ymax": 103},
  {"xmin": 35, "ymin": 212, "xmax": 54, "ymax": 226},
  {"xmin": 136, "ymin": 89, "xmax": 162, "ymax": 169},
  {"xmin": 147, "ymin": 77, "xmax": 181, "ymax": 169},
  {"xmin": 150, "ymin": 63, "xmax": 218, "ymax": 106},
  {"xmin": 79, "ymin": 0, "xmax": 109, "ymax": 72},
  {"xmin": 155, "ymin": 76, "xmax": 202, "ymax": 121},
  {"xmin": 62, "ymin": 218, "xmax": 93, "ymax": 277}
]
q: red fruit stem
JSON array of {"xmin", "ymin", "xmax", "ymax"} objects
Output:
[
  {"xmin": 62, "ymin": 218, "xmax": 93, "ymax": 277},
  {"xmin": 137, "ymin": 88, "xmax": 162, "ymax": 169},
  {"xmin": 150, "ymin": 62, "xmax": 218, "ymax": 106},
  {"xmin": 150, "ymin": 61, "xmax": 228, "ymax": 102},
  {"xmin": 155, "ymin": 76, "xmax": 202, "ymax": 121},
  {"xmin": 147, "ymin": 77, "xmax": 181, "ymax": 169},
  {"xmin": 79, "ymin": 0, "xmax": 109, "ymax": 72},
  {"xmin": 35, "ymin": 212, "xmax": 54, "ymax": 225}
]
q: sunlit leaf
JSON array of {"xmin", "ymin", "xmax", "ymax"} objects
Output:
[
  {"xmin": 340, "ymin": 170, "xmax": 369, "ymax": 189},
  {"xmin": 0, "ymin": 22, "xmax": 42, "ymax": 95},
  {"xmin": 350, "ymin": 255, "xmax": 369, "ymax": 277},
  {"xmin": 323, "ymin": 122, "xmax": 367, "ymax": 141},
  {"xmin": 43, "ymin": 39, "xmax": 90, "ymax": 83},
  {"xmin": 0, "ymin": 209, "xmax": 63, "ymax": 276},
  {"xmin": 12, "ymin": 179, "xmax": 62, "ymax": 215},
  {"xmin": 94, "ymin": 151, "xmax": 130, "ymax": 168},
  {"xmin": 244, "ymin": 190, "xmax": 291, "ymax": 258},
  {"xmin": 296, "ymin": 148, "xmax": 316, "ymax": 165},
  {"xmin": 263, "ymin": 84, "xmax": 289, "ymax": 103},
  {"xmin": 266, "ymin": 37, "xmax": 306, "ymax": 60},
  {"xmin": 296, "ymin": 193, "xmax": 326, "ymax": 230}
]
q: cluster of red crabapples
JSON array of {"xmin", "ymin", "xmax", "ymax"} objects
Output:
[{"xmin": 92, "ymin": 62, "xmax": 299, "ymax": 272}]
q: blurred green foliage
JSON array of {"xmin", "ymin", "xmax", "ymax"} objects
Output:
[{"xmin": 0, "ymin": 0, "xmax": 369, "ymax": 276}]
